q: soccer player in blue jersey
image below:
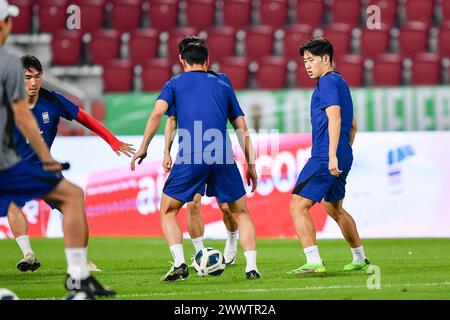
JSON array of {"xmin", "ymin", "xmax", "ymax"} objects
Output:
[
  {"xmin": 289, "ymin": 38, "xmax": 370, "ymax": 273},
  {"xmin": 131, "ymin": 39, "xmax": 260, "ymax": 281},
  {"xmin": 163, "ymin": 36, "xmax": 239, "ymax": 264},
  {"xmin": 1, "ymin": 55, "xmax": 135, "ymax": 273},
  {"xmin": 0, "ymin": 2, "xmax": 114, "ymax": 298}
]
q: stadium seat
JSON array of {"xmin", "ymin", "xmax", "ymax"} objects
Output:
[
  {"xmin": 443, "ymin": 0, "xmax": 450, "ymax": 23},
  {"xmin": 322, "ymin": 23, "xmax": 353, "ymax": 56},
  {"xmin": 256, "ymin": 56, "xmax": 287, "ymax": 89},
  {"xmin": 75, "ymin": 0, "xmax": 106, "ymax": 33},
  {"xmin": 102, "ymin": 59, "xmax": 134, "ymax": 92},
  {"xmin": 110, "ymin": 0, "xmax": 143, "ymax": 32},
  {"xmin": 438, "ymin": 22, "xmax": 450, "ymax": 57},
  {"xmin": 399, "ymin": 22, "xmax": 430, "ymax": 57},
  {"xmin": 206, "ymin": 26, "xmax": 236, "ymax": 62},
  {"xmin": 259, "ymin": 0, "xmax": 289, "ymax": 28},
  {"xmin": 359, "ymin": 24, "xmax": 390, "ymax": 57},
  {"xmin": 283, "ymin": 24, "xmax": 313, "ymax": 59},
  {"xmin": 129, "ymin": 28, "xmax": 159, "ymax": 65},
  {"xmin": 296, "ymin": 62, "xmax": 316, "ymax": 88},
  {"xmin": 91, "ymin": 101, "xmax": 106, "ymax": 122},
  {"xmin": 141, "ymin": 59, "xmax": 172, "ymax": 92},
  {"xmin": 51, "ymin": 30, "xmax": 83, "ymax": 66},
  {"xmin": 366, "ymin": 0, "xmax": 398, "ymax": 28},
  {"xmin": 330, "ymin": 0, "xmax": 361, "ymax": 26},
  {"xmin": 371, "ymin": 53, "xmax": 403, "ymax": 86},
  {"xmin": 411, "ymin": 53, "xmax": 441, "ymax": 85},
  {"xmin": 10, "ymin": 0, "xmax": 34, "ymax": 33},
  {"xmin": 295, "ymin": 0, "xmax": 325, "ymax": 28},
  {"xmin": 38, "ymin": 0, "xmax": 69, "ymax": 33},
  {"xmin": 167, "ymin": 27, "xmax": 198, "ymax": 64},
  {"xmin": 222, "ymin": 0, "xmax": 252, "ymax": 29},
  {"xmin": 89, "ymin": 29, "xmax": 121, "ymax": 66},
  {"xmin": 244, "ymin": 25, "xmax": 275, "ymax": 60},
  {"xmin": 148, "ymin": 0, "xmax": 180, "ymax": 30},
  {"xmin": 334, "ymin": 55, "xmax": 364, "ymax": 87},
  {"xmin": 218, "ymin": 57, "xmax": 249, "ymax": 89},
  {"xmin": 185, "ymin": 0, "xmax": 216, "ymax": 30},
  {"xmin": 404, "ymin": 0, "xmax": 435, "ymax": 26}
]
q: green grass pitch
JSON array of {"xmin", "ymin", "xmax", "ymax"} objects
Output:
[{"xmin": 1, "ymin": 238, "xmax": 449, "ymax": 300}]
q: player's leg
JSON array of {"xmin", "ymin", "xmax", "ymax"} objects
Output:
[
  {"xmin": 160, "ymin": 193, "xmax": 189, "ymax": 281},
  {"xmin": 322, "ymin": 200, "xmax": 370, "ymax": 270},
  {"xmin": 219, "ymin": 202, "xmax": 238, "ymax": 265},
  {"xmin": 187, "ymin": 193, "xmax": 205, "ymax": 253},
  {"xmin": 6, "ymin": 203, "xmax": 41, "ymax": 272},
  {"xmin": 227, "ymin": 196, "xmax": 260, "ymax": 279}
]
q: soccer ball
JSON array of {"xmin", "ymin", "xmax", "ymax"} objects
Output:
[
  {"xmin": 64, "ymin": 291, "xmax": 94, "ymax": 300},
  {"xmin": 192, "ymin": 247, "xmax": 226, "ymax": 277},
  {"xmin": 0, "ymin": 288, "xmax": 19, "ymax": 300}
]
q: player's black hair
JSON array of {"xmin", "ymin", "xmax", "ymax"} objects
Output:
[
  {"xmin": 180, "ymin": 41, "xmax": 208, "ymax": 66},
  {"xmin": 299, "ymin": 37, "xmax": 334, "ymax": 65},
  {"xmin": 21, "ymin": 55, "xmax": 43, "ymax": 73},
  {"xmin": 178, "ymin": 35, "xmax": 206, "ymax": 54}
]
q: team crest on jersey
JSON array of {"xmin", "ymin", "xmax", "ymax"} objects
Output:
[{"xmin": 42, "ymin": 112, "xmax": 50, "ymax": 124}]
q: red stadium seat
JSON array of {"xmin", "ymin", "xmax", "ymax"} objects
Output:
[
  {"xmin": 259, "ymin": 0, "xmax": 289, "ymax": 28},
  {"xmin": 103, "ymin": 59, "xmax": 134, "ymax": 92},
  {"xmin": 167, "ymin": 27, "xmax": 198, "ymax": 64},
  {"xmin": 148, "ymin": 0, "xmax": 180, "ymax": 30},
  {"xmin": 129, "ymin": 28, "xmax": 159, "ymax": 65},
  {"xmin": 283, "ymin": 24, "xmax": 313, "ymax": 59},
  {"xmin": 91, "ymin": 101, "xmax": 106, "ymax": 122},
  {"xmin": 206, "ymin": 26, "xmax": 236, "ymax": 62},
  {"xmin": 399, "ymin": 22, "xmax": 429, "ymax": 57},
  {"xmin": 366, "ymin": 0, "xmax": 398, "ymax": 28},
  {"xmin": 296, "ymin": 62, "xmax": 316, "ymax": 88},
  {"xmin": 331, "ymin": 0, "xmax": 361, "ymax": 26},
  {"xmin": 10, "ymin": 0, "xmax": 34, "ymax": 33},
  {"xmin": 38, "ymin": 0, "xmax": 68, "ymax": 33},
  {"xmin": 141, "ymin": 59, "xmax": 172, "ymax": 92},
  {"xmin": 74, "ymin": 0, "xmax": 106, "ymax": 33},
  {"xmin": 218, "ymin": 57, "xmax": 249, "ymax": 89},
  {"xmin": 438, "ymin": 22, "xmax": 450, "ymax": 57},
  {"xmin": 322, "ymin": 23, "xmax": 352, "ymax": 56},
  {"xmin": 89, "ymin": 29, "xmax": 121, "ymax": 66},
  {"xmin": 296, "ymin": 0, "xmax": 325, "ymax": 28},
  {"xmin": 334, "ymin": 55, "xmax": 364, "ymax": 87},
  {"xmin": 411, "ymin": 53, "xmax": 441, "ymax": 85},
  {"xmin": 443, "ymin": 0, "xmax": 450, "ymax": 23},
  {"xmin": 404, "ymin": 0, "xmax": 435, "ymax": 26},
  {"xmin": 222, "ymin": 0, "xmax": 252, "ymax": 29},
  {"xmin": 359, "ymin": 24, "xmax": 390, "ymax": 57},
  {"xmin": 256, "ymin": 56, "xmax": 287, "ymax": 89},
  {"xmin": 185, "ymin": 0, "xmax": 216, "ymax": 30},
  {"xmin": 110, "ymin": 0, "xmax": 143, "ymax": 32},
  {"xmin": 371, "ymin": 53, "xmax": 403, "ymax": 86},
  {"xmin": 244, "ymin": 25, "xmax": 274, "ymax": 60},
  {"xmin": 51, "ymin": 30, "xmax": 83, "ymax": 65}
]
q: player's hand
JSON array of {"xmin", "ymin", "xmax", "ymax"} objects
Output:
[
  {"xmin": 130, "ymin": 148, "xmax": 147, "ymax": 171},
  {"xmin": 329, "ymin": 155, "xmax": 342, "ymax": 177},
  {"xmin": 246, "ymin": 164, "xmax": 258, "ymax": 192},
  {"xmin": 162, "ymin": 153, "xmax": 172, "ymax": 172},
  {"xmin": 42, "ymin": 160, "xmax": 65, "ymax": 172},
  {"xmin": 116, "ymin": 142, "xmax": 136, "ymax": 157}
]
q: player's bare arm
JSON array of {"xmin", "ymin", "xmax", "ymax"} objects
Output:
[
  {"xmin": 131, "ymin": 99, "xmax": 168, "ymax": 171},
  {"xmin": 326, "ymin": 105, "xmax": 342, "ymax": 177},
  {"xmin": 163, "ymin": 115, "xmax": 177, "ymax": 172},
  {"xmin": 349, "ymin": 114, "xmax": 357, "ymax": 147},
  {"xmin": 232, "ymin": 115, "xmax": 258, "ymax": 192}
]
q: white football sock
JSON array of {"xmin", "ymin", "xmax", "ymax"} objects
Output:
[
  {"xmin": 351, "ymin": 246, "xmax": 366, "ymax": 264},
  {"xmin": 244, "ymin": 250, "xmax": 258, "ymax": 273},
  {"xmin": 16, "ymin": 235, "xmax": 34, "ymax": 257},
  {"xmin": 224, "ymin": 230, "xmax": 238, "ymax": 259},
  {"xmin": 191, "ymin": 237, "xmax": 205, "ymax": 253},
  {"xmin": 170, "ymin": 244, "xmax": 185, "ymax": 267},
  {"xmin": 304, "ymin": 245, "xmax": 322, "ymax": 264},
  {"xmin": 65, "ymin": 248, "xmax": 90, "ymax": 281}
]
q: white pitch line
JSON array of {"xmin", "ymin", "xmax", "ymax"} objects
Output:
[{"xmin": 30, "ymin": 281, "xmax": 450, "ymax": 300}]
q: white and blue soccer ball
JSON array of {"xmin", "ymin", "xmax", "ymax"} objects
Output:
[
  {"xmin": 192, "ymin": 247, "xmax": 226, "ymax": 277},
  {"xmin": 0, "ymin": 288, "xmax": 19, "ymax": 300}
]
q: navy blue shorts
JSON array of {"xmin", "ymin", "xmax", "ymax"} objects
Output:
[
  {"xmin": 0, "ymin": 160, "xmax": 63, "ymax": 217},
  {"xmin": 163, "ymin": 162, "xmax": 246, "ymax": 204},
  {"xmin": 292, "ymin": 157, "xmax": 353, "ymax": 203}
]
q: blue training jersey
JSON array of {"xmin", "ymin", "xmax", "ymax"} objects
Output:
[
  {"xmin": 157, "ymin": 70, "xmax": 244, "ymax": 164},
  {"xmin": 14, "ymin": 88, "xmax": 80, "ymax": 163},
  {"xmin": 310, "ymin": 71, "xmax": 353, "ymax": 160}
]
